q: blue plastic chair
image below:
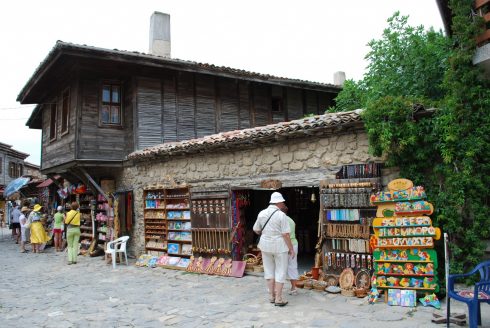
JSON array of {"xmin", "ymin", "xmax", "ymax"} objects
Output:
[{"xmin": 447, "ymin": 260, "xmax": 490, "ymax": 328}]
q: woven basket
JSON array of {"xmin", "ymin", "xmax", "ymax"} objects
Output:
[
  {"xmin": 243, "ymin": 253, "xmax": 258, "ymax": 271},
  {"xmin": 354, "ymin": 287, "xmax": 368, "ymax": 298},
  {"xmin": 313, "ymin": 281, "xmax": 328, "ymax": 291},
  {"xmin": 253, "ymin": 264, "xmax": 264, "ymax": 272},
  {"xmin": 324, "ymin": 274, "xmax": 339, "ymax": 287},
  {"xmin": 296, "ymin": 281, "xmax": 305, "ymax": 289},
  {"xmin": 303, "ymin": 279, "xmax": 314, "ymax": 290},
  {"xmin": 341, "ymin": 288, "xmax": 355, "ymax": 297}
]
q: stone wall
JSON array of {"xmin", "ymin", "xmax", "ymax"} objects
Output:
[{"xmin": 119, "ymin": 129, "xmax": 388, "ymax": 255}]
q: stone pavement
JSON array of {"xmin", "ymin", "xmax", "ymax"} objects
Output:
[{"xmin": 0, "ymin": 229, "xmax": 487, "ymax": 328}]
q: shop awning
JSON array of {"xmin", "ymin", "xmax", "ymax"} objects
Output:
[
  {"xmin": 36, "ymin": 174, "xmax": 61, "ymax": 188},
  {"xmin": 36, "ymin": 178, "xmax": 53, "ymax": 188}
]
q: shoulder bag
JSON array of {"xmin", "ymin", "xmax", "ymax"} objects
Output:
[{"xmin": 258, "ymin": 209, "xmax": 279, "ymax": 243}]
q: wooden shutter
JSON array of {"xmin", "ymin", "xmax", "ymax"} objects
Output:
[
  {"xmin": 195, "ymin": 74, "xmax": 216, "ymax": 138},
  {"xmin": 162, "ymin": 73, "xmax": 178, "ymax": 143},
  {"xmin": 238, "ymin": 81, "xmax": 251, "ymax": 129},
  {"xmin": 176, "ymin": 72, "xmax": 196, "ymax": 141},
  {"xmin": 287, "ymin": 88, "xmax": 303, "ymax": 120},
  {"xmin": 136, "ymin": 78, "xmax": 162, "ymax": 149},
  {"xmin": 253, "ymin": 84, "xmax": 270, "ymax": 127},
  {"xmin": 219, "ymin": 78, "xmax": 239, "ymax": 132},
  {"xmin": 306, "ymin": 90, "xmax": 319, "ymax": 115}
]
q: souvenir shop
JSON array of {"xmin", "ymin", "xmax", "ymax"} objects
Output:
[
  {"xmin": 231, "ymin": 186, "xmax": 320, "ymax": 272},
  {"xmin": 51, "ymin": 178, "xmax": 134, "ymax": 257}
]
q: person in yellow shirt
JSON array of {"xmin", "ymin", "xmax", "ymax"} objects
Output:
[
  {"xmin": 65, "ymin": 201, "xmax": 81, "ymax": 264},
  {"xmin": 29, "ymin": 204, "xmax": 50, "ymax": 253}
]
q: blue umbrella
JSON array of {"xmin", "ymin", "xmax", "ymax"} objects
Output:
[{"xmin": 3, "ymin": 177, "xmax": 30, "ymax": 197}]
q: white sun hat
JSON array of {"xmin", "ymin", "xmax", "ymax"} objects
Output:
[{"xmin": 270, "ymin": 192, "xmax": 286, "ymax": 204}]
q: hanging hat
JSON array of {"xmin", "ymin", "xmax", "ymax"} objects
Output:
[
  {"xmin": 269, "ymin": 192, "xmax": 286, "ymax": 204},
  {"xmin": 33, "ymin": 204, "xmax": 43, "ymax": 212},
  {"xmin": 20, "ymin": 206, "xmax": 29, "ymax": 213}
]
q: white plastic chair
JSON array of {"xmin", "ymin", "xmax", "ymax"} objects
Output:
[{"xmin": 105, "ymin": 236, "xmax": 130, "ymax": 269}]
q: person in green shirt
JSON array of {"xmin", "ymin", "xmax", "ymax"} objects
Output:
[
  {"xmin": 53, "ymin": 206, "xmax": 65, "ymax": 252},
  {"xmin": 282, "ymin": 206, "xmax": 299, "ymax": 295}
]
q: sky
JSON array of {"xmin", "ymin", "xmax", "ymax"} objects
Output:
[{"xmin": 0, "ymin": 0, "xmax": 444, "ymax": 166}]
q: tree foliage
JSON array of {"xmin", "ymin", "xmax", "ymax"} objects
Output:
[{"xmin": 332, "ymin": 6, "xmax": 490, "ymax": 272}]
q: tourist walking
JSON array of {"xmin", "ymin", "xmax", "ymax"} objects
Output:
[
  {"xmin": 253, "ymin": 192, "xmax": 294, "ymax": 307},
  {"xmin": 65, "ymin": 201, "xmax": 81, "ymax": 265},
  {"xmin": 53, "ymin": 206, "xmax": 65, "ymax": 252},
  {"xmin": 19, "ymin": 206, "xmax": 30, "ymax": 253},
  {"xmin": 279, "ymin": 205, "xmax": 300, "ymax": 295},
  {"xmin": 10, "ymin": 204, "xmax": 21, "ymax": 243},
  {"xmin": 29, "ymin": 204, "xmax": 50, "ymax": 253}
]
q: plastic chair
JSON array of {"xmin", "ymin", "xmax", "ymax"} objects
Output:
[
  {"xmin": 447, "ymin": 260, "xmax": 490, "ymax": 328},
  {"xmin": 105, "ymin": 236, "xmax": 130, "ymax": 269}
]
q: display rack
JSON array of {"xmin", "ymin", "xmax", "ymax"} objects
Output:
[
  {"xmin": 68, "ymin": 191, "xmax": 95, "ymax": 251},
  {"xmin": 143, "ymin": 186, "xmax": 192, "ymax": 269},
  {"xmin": 321, "ymin": 163, "xmax": 382, "ymax": 275},
  {"xmin": 371, "ymin": 178, "xmax": 441, "ymax": 304}
]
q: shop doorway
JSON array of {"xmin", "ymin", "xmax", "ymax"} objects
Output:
[{"xmin": 233, "ymin": 187, "xmax": 320, "ymax": 274}]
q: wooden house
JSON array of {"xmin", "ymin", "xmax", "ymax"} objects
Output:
[{"xmin": 18, "ymin": 13, "xmax": 341, "ymax": 194}]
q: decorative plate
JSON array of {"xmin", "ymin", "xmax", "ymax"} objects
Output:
[
  {"xmin": 355, "ymin": 269, "xmax": 371, "ymax": 289},
  {"xmin": 339, "ymin": 268, "xmax": 355, "ymax": 289}
]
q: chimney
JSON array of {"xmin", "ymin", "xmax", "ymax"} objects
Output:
[
  {"xmin": 333, "ymin": 71, "xmax": 346, "ymax": 86},
  {"xmin": 149, "ymin": 12, "xmax": 171, "ymax": 57}
]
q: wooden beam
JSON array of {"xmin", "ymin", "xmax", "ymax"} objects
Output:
[{"xmin": 78, "ymin": 167, "xmax": 109, "ymax": 201}]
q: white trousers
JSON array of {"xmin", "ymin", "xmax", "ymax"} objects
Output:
[
  {"xmin": 287, "ymin": 244, "xmax": 299, "ymax": 280},
  {"xmin": 262, "ymin": 251, "xmax": 289, "ymax": 284}
]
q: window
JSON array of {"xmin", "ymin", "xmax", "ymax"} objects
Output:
[
  {"xmin": 271, "ymin": 97, "xmax": 283, "ymax": 113},
  {"xmin": 100, "ymin": 83, "xmax": 122, "ymax": 126},
  {"xmin": 0, "ymin": 157, "xmax": 2, "ymax": 173},
  {"xmin": 61, "ymin": 89, "xmax": 70, "ymax": 134},
  {"xmin": 17, "ymin": 164, "xmax": 23, "ymax": 177},
  {"xmin": 9, "ymin": 162, "xmax": 16, "ymax": 178},
  {"xmin": 49, "ymin": 103, "xmax": 57, "ymax": 141}
]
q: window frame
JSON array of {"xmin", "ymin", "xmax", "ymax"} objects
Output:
[
  {"xmin": 60, "ymin": 88, "xmax": 70, "ymax": 136},
  {"xmin": 99, "ymin": 81, "xmax": 123, "ymax": 128},
  {"xmin": 8, "ymin": 162, "xmax": 16, "ymax": 178},
  {"xmin": 49, "ymin": 102, "xmax": 57, "ymax": 142},
  {"xmin": 271, "ymin": 97, "xmax": 284, "ymax": 113}
]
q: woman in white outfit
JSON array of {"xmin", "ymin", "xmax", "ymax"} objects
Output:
[{"xmin": 253, "ymin": 192, "xmax": 295, "ymax": 306}]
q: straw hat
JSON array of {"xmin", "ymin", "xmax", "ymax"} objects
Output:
[
  {"xmin": 33, "ymin": 204, "xmax": 43, "ymax": 212},
  {"xmin": 20, "ymin": 206, "xmax": 29, "ymax": 213}
]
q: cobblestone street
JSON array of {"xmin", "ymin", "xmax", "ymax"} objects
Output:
[{"xmin": 0, "ymin": 229, "xmax": 486, "ymax": 328}]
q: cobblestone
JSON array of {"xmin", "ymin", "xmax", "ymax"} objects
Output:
[{"xmin": 0, "ymin": 230, "xmax": 488, "ymax": 327}]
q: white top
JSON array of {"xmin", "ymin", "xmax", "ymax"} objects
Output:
[
  {"xmin": 19, "ymin": 214, "xmax": 27, "ymax": 228},
  {"xmin": 253, "ymin": 205, "xmax": 290, "ymax": 253},
  {"xmin": 11, "ymin": 208, "xmax": 21, "ymax": 223}
]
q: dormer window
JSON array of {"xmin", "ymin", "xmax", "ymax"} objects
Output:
[{"xmin": 101, "ymin": 83, "xmax": 122, "ymax": 126}]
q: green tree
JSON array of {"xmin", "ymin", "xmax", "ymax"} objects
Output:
[{"xmin": 332, "ymin": 7, "xmax": 490, "ymax": 272}]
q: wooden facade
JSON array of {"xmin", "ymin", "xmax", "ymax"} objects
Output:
[{"xmin": 20, "ymin": 42, "xmax": 341, "ymax": 177}]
